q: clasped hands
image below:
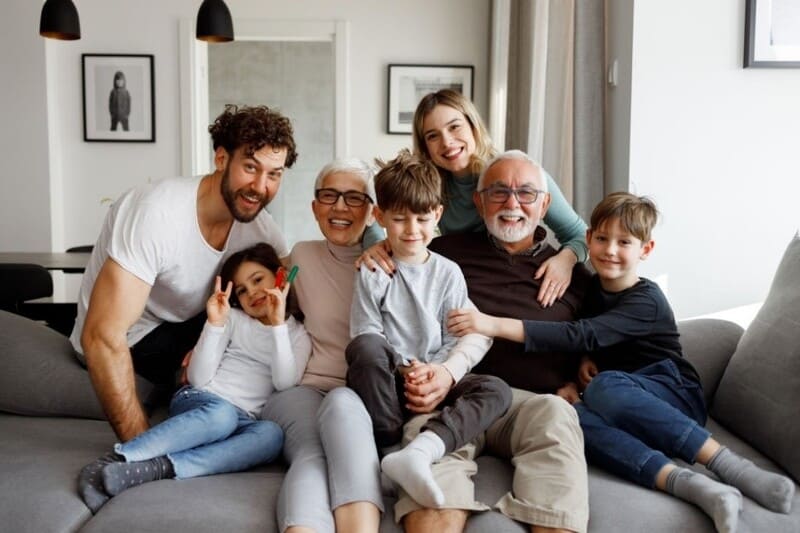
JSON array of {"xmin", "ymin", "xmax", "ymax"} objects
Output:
[{"xmin": 401, "ymin": 360, "xmax": 454, "ymax": 414}]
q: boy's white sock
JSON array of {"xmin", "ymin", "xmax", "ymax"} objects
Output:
[{"xmin": 381, "ymin": 431, "xmax": 446, "ymax": 508}]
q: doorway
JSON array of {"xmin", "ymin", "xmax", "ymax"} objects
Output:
[{"xmin": 180, "ymin": 19, "xmax": 349, "ymax": 246}]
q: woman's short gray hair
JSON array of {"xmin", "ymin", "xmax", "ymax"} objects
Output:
[
  {"xmin": 477, "ymin": 150, "xmax": 548, "ymax": 192},
  {"xmin": 314, "ymin": 158, "xmax": 376, "ymax": 202}
]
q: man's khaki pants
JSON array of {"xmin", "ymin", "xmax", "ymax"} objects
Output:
[{"xmin": 394, "ymin": 388, "xmax": 589, "ymax": 533}]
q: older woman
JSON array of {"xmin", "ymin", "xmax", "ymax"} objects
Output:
[{"xmin": 261, "ymin": 159, "xmax": 383, "ymax": 533}]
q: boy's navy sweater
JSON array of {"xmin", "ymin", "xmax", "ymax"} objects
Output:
[{"xmin": 523, "ymin": 276, "xmax": 700, "ymax": 385}]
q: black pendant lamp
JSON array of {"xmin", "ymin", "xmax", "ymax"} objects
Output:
[
  {"xmin": 196, "ymin": 0, "xmax": 234, "ymax": 43},
  {"xmin": 39, "ymin": 0, "xmax": 81, "ymax": 40}
]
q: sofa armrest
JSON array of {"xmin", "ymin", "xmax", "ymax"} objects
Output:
[
  {"xmin": 678, "ymin": 318, "xmax": 743, "ymax": 406},
  {"xmin": 0, "ymin": 310, "xmax": 152, "ymax": 419}
]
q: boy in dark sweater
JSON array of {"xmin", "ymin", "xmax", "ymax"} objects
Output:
[{"xmin": 448, "ymin": 192, "xmax": 794, "ymax": 533}]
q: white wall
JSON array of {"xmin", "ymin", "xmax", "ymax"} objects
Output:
[
  {"xmin": 1, "ymin": 0, "xmax": 489, "ymax": 255},
  {"xmin": 611, "ymin": 0, "xmax": 800, "ymax": 318},
  {"xmin": 0, "ymin": 1, "xmax": 52, "ymax": 251}
]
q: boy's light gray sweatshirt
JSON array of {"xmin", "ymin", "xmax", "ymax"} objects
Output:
[{"xmin": 350, "ymin": 251, "xmax": 492, "ymax": 382}]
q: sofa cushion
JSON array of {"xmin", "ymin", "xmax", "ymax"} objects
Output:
[
  {"xmin": 81, "ymin": 469, "xmax": 284, "ymax": 533},
  {"xmin": 0, "ymin": 414, "xmax": 113, "ymax": 533},
  {"xmin": 712, "ymin": 233, "xmax": 800, "ymax": 481},
  {"xmin": 0, "ymin": 310, "xmax": 150, "ymax": 419},
  {"xmin": 468, "ymin": 437, "xmax": 799, "ymax": 532},
  {"xmin": 678, "ymin": 318, "xmax": 743, "ymax": 405}
]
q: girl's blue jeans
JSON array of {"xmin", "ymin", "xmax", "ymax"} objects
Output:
[
  {"xmin": 575, "ymin": 359, "xmax": 710, "ymax": 488},
  {"xmin": 115, "ymin": 386, "xmax": 283, "ymax": 479}
]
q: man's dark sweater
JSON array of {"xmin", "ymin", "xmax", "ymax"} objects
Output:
[
  {"xmin": 522, "ymin": 276, "xmax": 700, "ymax": 385},
  {"xmin": 429, "ymin": 227, "xmax": 592, "ymax": 393}
]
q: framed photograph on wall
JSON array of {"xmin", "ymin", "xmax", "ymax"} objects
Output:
[
  {"xmin": 82, "ymin": 54, "xmax": 155, "ymax": 142},
  {"xmin": 387, "ymin": 64, "xmax": 474, "ymax": 134},
  {"xmin": 744, "ymin": 0, "xmax": 800, "ymax": 68}
]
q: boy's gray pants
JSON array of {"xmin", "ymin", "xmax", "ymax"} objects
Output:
[{"xmin": 345, "ymin": 332, "xmax": 512, "ymax": 452}]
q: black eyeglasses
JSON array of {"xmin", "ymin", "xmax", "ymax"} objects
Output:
[
  {"xmin": 477, "ymin": 185, "xmax": 546, "ymax": 205},
  {"xmin": 315, "ymin": 188, "xmax": 372, "ymax": 207}
]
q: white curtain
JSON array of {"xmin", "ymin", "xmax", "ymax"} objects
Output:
[{"xmin": 498, "ymin": 0, "xmax": 604, "ymax": 221}]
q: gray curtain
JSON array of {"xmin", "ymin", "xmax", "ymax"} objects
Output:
[{"xmin": 504, "ymin": 0, "xmax": 604, "ymax": 222}]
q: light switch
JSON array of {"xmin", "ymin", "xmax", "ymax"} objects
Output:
[{"xmin": 607, "ymin": 59, "xmax": 618, "ymax": 87}]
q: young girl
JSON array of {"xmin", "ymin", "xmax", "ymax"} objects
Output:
[
  {"xmin": 361, "ymin": 89, "xmax": 587, "ymax": 307},
  {"xmin": 78, "ymin": 242, "xmax": 311, "ymax": 511}
]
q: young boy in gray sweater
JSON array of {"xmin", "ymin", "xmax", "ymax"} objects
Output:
[{"xmin": 346, "ymin": 149, "xmax": 511, "ymax": 509}]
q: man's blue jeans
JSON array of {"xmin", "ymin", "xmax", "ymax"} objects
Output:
[
  {"xmin": 115, "ymin": 386, "xmax": 283, "ymax": 479},
  {"xmin": 574, "ymin": 359, "xmax": 710, "ymax": 488}
]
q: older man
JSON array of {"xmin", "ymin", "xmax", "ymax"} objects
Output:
[{"xmin": 398, "ymin": 150, "xmax": 592, "ymax": 533}]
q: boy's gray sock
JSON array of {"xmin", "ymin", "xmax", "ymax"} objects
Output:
[
  {"xmin": 381, "ymin": 431, "xmax": 446, "ymax": 508},
  {"xmin": 102, "ymin": 456, "xmax": 175, "ymax": 496},
  {"xmin": 77, "ymin": 452, "xmax": 124, "ymax": 513},
  {"xmin": 666, "ymin": 467, "xmax": 741, "ymax": 533},
  {"xmin": 707, "ymin": 446, "xmax": 795, "ymax": 514}
]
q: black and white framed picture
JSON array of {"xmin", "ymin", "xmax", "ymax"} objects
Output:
[
  {"xmin": 744, "ymin": 0, "xmax": 800, "ymax": 68},
  {"xmin": 387, "ymin": 64, "xmax": 474, "ymax": 134},
  {"xmin": 82, "ymin": 54, "xmax": 155, "ymax": 142}
]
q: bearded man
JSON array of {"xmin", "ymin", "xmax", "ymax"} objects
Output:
[
  {"xmin": 400, "ymin": 150, "xmax": 593, "ymax": 533},
  {"xmin": 71, "ymin": 105, "xmax": 297, "ymax": 441}
]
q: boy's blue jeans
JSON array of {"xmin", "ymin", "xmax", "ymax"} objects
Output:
[
  {"xmin": 575, "ymin": 359, "xmax": 710, "ymax": 488},
  {"xmin": 115, "ymin": 386, "xmax": 283, "ymax": 479}
]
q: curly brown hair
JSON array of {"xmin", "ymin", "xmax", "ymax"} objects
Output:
[{"xmin": 208, "ymin": 104, "xmax": 298, "ymax": 168}]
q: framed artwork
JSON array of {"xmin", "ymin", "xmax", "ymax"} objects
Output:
[
  {"xmin": 82, "ymin": 54, "xmax": 155, "ymax": 142},
  {"xmin": 387, "ymin": 64, "xmax": 474, "ymax": 134},
  {"xmin": 744, "ymin": 0, "xmax": 800, "ymax": 68}
]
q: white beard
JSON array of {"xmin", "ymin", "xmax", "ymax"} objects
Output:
[{"xmin": 486, "ymin": 209, "xmax": 536, "ymax": 244}]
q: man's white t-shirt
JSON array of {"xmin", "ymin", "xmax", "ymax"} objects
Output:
[{"xmin": 70, "ymin": 176, "xmax": 288, "ymax": 354}]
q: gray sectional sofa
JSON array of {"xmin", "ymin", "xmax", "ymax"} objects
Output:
[{"xmin": 1, "ymin": 236, "xmax": 799, "ymax": 533}]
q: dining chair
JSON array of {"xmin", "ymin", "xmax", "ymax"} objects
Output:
[
  {"xmin": 64, "ymin": 245, "xmax": 94, "ymax": 274},
  {"xmin": 0, "ymin": 263, "xmax": 54, "ymax": 313}
]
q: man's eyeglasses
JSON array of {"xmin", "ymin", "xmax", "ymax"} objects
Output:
[
  {"xmin": 314, "ymin": 188, "xmax": 372, "ymax": 207},
  {"xmin": 477, "ymin": 185, "xmax": 546, "ymax": 205}
]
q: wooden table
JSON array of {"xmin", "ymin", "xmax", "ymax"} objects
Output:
[{"xmin": 0, "ymin": 252, "xmax": 91, "ymax": 273}]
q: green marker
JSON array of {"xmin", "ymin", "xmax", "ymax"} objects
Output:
[{"xmin": 286, "ymin": 265, "xmax": 299, "ymax": 284}]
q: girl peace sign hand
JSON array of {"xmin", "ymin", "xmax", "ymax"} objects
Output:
[{"xmin": 207, "ymin": 275, "xmax": 232, "ymax": 327}]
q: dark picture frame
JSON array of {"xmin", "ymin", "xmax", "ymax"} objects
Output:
[
  {"xmin": 744, "ymin": 0, "xmax": 800, "ymax": 68},
  {"xmin": 387, "ymin": 64, "xmax": 474, "ymax": 134},
  {"xmin": 82, "ymin": 54, "xmax": 155, "ymax": 142}
]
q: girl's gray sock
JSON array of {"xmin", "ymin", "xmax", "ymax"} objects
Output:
[
  {"xmin": 77, "ymin": 452, "xmax": 124, "ymax": 513},
  {"xmin": 102, "ymin": 455, "xmax": 175, "ymax": 496}
]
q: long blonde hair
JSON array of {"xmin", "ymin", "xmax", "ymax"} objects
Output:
[{"xmin": 412, "ymin": 90, "xmax": 497, "ymax": 183}]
